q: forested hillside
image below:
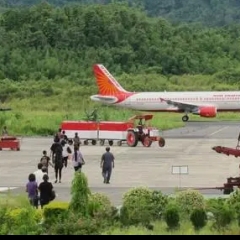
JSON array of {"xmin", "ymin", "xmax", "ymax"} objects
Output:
[
  {"xmin": 0, "ymin": 2, "xmax": 240, "ymax": 83},
  {"xmin": 1, "ymin": 0, "xmax": 240, "ymax": 26}
]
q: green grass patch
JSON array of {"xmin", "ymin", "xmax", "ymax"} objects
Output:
[
  {"xmin": 104, "ymin": 221, "xmax": 240, "ymax": 235},
  {"xmin": 1, "ymin": 78, "xmax": 240, "ymax": 136}
]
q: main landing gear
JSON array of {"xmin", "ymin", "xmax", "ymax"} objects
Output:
[{"xmin": 182, "ymin": 115, "xmax": 189, "ymax": 122}]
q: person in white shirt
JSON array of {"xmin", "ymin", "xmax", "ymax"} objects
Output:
[
  {"xmin": 61, "ymin": 140, "xmax": 72, "ymax": 168},
  {"xmin": 72, "ymin": 145, "xmax": 85, "ymax": 172},
  {"xmin": 34, "ymin": 163, "xmax": 47, "ymax": 186}
]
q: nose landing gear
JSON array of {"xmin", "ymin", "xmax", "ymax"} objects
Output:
[{"xmin": 182, "ymin": 115, "xmax": 189, "ymax": 122}]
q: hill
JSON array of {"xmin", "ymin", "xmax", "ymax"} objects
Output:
[
  {"xmin": 1, "ymin": 0, "xmax": 240, "ymax": 26},
  {"xmin": 0, "ymin": 2, "xmax": 240, "ymax": 135}
]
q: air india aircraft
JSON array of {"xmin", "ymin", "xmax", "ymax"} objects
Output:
[{"xmin": 90, "ymin": 64, "xmax": 240, "ymax": 122}]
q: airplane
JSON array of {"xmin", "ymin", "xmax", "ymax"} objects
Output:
[{"xmin": 90, "ymin": 64, "xmax": 240, "ymax": 122}]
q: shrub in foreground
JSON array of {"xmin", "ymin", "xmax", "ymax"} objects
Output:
[
  {"xmin": 190, "ymin": 208, "xmax": 207, "ymax": 230},
  {"xmin": 43, "ymin": 202, "xmax": 69, "ymax": 224},
  {"xmin": 212, "ymin": 204, "xmax": 234, "ymax": 230},
  {"xmin": 88, "ymin": 193, "xmax": 113, "ymax": 219},
  {"xmin": 164, "ymin": 203, "xmax": 180, "ymax": 230},
  {"xmin": 175, "ymin": 189, "xmax": 205, "ymax": 215},
  {"xmin": 120, "ymin": 187, "xmax": 167, "ymax": 226}
]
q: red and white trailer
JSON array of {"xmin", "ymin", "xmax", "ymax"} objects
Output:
[{"xmin": 61, "ymin": 120, "xmax": 134, "ymax": 146}]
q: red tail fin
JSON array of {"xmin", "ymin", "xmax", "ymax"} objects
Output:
[{"xmin": 93, "ymin": 64, "xmax": 128, "ymax": 96}]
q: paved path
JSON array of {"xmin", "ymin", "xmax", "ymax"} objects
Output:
[{"xmin": 0, "ymin": 121, "xmax": 239, "ymax": 205}]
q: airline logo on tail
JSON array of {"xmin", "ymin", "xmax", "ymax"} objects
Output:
[{"xmin": 91, "ymin": 64, "xmax": 133, "ymax": 104}]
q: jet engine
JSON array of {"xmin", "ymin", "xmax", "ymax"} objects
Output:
[{"xmin": 199, "ymin": 106, "xmax": 217, "ymax": 118}]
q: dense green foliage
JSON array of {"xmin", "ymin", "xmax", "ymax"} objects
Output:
[
  {"xmin": 1, "ymin": 2, "xmax": 240, "ymax": 83},
  {"xmin": 2, "ymin": 0, "xmax": 240, "ymax": 27},
  {"xmin": 1, "ymin": 184, "xmax": 240, "ymax": 235}
]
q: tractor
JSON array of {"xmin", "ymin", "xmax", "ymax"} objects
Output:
[{"xmin": 126, "ymin": 114, "xmax": 166, "ymax": 148}]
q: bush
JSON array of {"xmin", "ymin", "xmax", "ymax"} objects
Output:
[
  {"xmin": 206, "ymin": 198, "xmax": 226, "ymax": 211},
  {"xmin": 49, "ymin": 213, "xmax": 100, "ymax": 235},
  {"xmin": 164, "ymin": 204, "xmax": 180, "ymax": 230},
  {"xmin": 175, "ymin": 189, "xmax": 205, "ymax": 215},
  {"xmin": 150, "ymin": 190, "xmax": 168, "ymax": 220},
  {"xmin": 226, "ymin": 189, "xmax": 240, "ymax": 210},
  {"xmin": 190, "ymin": 208, "xmax": 207, "ymax": 230},
  {"xmin": 212, "ymin": 204, "xmax": 234, "ymax": 230},
  {"xmin": 7, "ymin": 208, "xmax": 42, "ymax": 224},
  {"xmin": 120, "ymin": 187, "xmax": 155, "ymax": 226},
  {"xmin": 69, "ymin": 172, "xmax": 91, "ymax": 217},
  {"xmin": 5, "ymin": 207, "xmax": 43, "ymax": 235},
  {"xmin": 88, "ymin": 193, "xmax": 113, "ymax": 220},
  {"xmin": 43, "ymin": 202, "xmax": 69, "ymax": 224}
]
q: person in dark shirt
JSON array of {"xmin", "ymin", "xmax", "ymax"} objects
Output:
[
  {"xmin": 40, "ymin": 150, "xmax": 52, "ymax": 174},
  {"xmin": 50, "ymin": 138, "xmax": 63, "ymax": 183},
  {"xmin": 101, "ymin": 147, "xmax": 115, "ymax": 184},
  {"xmin": 38, "ymin": 174, "xmax": 54, "ymax": 209}
]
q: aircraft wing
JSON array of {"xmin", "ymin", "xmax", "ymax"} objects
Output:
[{"xmin": 160, "ymin": 98, "xmax": 200, "ymax": 112}]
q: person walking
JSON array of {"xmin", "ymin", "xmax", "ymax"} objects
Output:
[
  {"xmin": 40, "ymin": 150, "xmax": 53, "ymax": 174},
  {"xmin": 26, "ymin": 173, "xmax": 38, "ymax": 208},
  {"xmin": 50, "ymin": 138, "xmax": 63, "ymax": 183},
  {"xmin": 61, "ymin": 140, "xmax": 72, "ymax": 168},
  {"xmin": 101, "ymin": 147, "xmax": 115, "ymax": 184},
  {"xmin": 72, "ymin": 145, "xmax": 85, "ymax": 172},
  {"xmin": 38, "ymin": 174, "xmax": 54, "ymax": 209},
  {"xmin": 73, "ymin": 132, "xmax": 81, "ymax": 147},
  {"xmin": 34, "ymin": 163, "xmax": 46, "ymax": 186}
]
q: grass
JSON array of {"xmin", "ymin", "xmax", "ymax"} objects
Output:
[
  {"xmin": 1, "ymin": 77, "xmax": 240, "ymax": 136},
  {"xmin": 1, "ymin": 100, "xmax": 240, "ymax": 136},
  {"xmin": 104, "ymin": 221, "xmax": 240, "ymax": 235}
]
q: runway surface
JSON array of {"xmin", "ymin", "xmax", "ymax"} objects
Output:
[{"xmin": 0, "ymin": 121, "xmax": 240, "ymax": 205}]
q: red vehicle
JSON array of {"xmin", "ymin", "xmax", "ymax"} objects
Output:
[
  {"xmin": 61, "ymin": 114, "xmax": 166, "ymax": 147},
  {"xmin": 61, "ymin": 120, "xmax": 134, "ymax": 146},
  {"xmin": 0, "ymin": 136, "xmax": 21, "ymax": 151},
  {"xmin": 126, "ymin": 114, "xmax": 166, "ymax": 147}
]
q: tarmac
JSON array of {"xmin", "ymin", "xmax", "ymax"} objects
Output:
[{"xmin": 0, "ymin": 120, "xmax": 240, "ymax": 206}]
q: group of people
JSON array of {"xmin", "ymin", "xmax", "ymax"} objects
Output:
[
  {"xmin": 50, "ymin": 129, "xmax": 85, "ymax": 183},
  {"xmin": 26, "ymin": 128, "xmax": 115, "ymax": 208},
  {"xmin": 26, "ymin": 163, "xmax": 55, "ymax": 209}
]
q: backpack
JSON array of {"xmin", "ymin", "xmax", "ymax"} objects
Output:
[{"xmin": 41, "ymin": 156, "xmax": 48, "ymax": 166}]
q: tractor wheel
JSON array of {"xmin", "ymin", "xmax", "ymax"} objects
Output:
[
  {"xmin": 108, "ymin": 140, "xmax": 113, "ymax": 146},
  {"xmin": 142, "ymin": 136, "xmax": 152, "ymax": 147},
  {"xmin": 83, "ymin": 140, "xmax": 88, "ymax": 145},
  {"xmin": 92, "ymin": 140, "xmax": 97, "ymax": 146},
  {"xmin": 158, "ymin": 137, "xmax": 165, "ymax": 147},
  {"xmin": 99, "ymin": 140, "xmax": 105, "ymax": 146},
  {"xmin": 117, "ymin": 140, "xmax": 122, "ymax": 146},
  {"xmin": 126, "ymin": 131, "xmax": 138, "ymax": 147}
]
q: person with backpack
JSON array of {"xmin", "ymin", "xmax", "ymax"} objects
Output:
[
  {"xmin": 50, "ymin": 138, "xmax": 63, "ymax": 183},
  {"xmin": 72, "ymin": 145, "xmax": 85, "ymax": 172},
  {"xmin": 40, "ymin": 150, "xmax": 53, "ymax": 174}
]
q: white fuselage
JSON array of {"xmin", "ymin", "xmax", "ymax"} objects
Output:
[{"xmin": 115, "ymin": 91, "xmax": 240, "ymax": 111}]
